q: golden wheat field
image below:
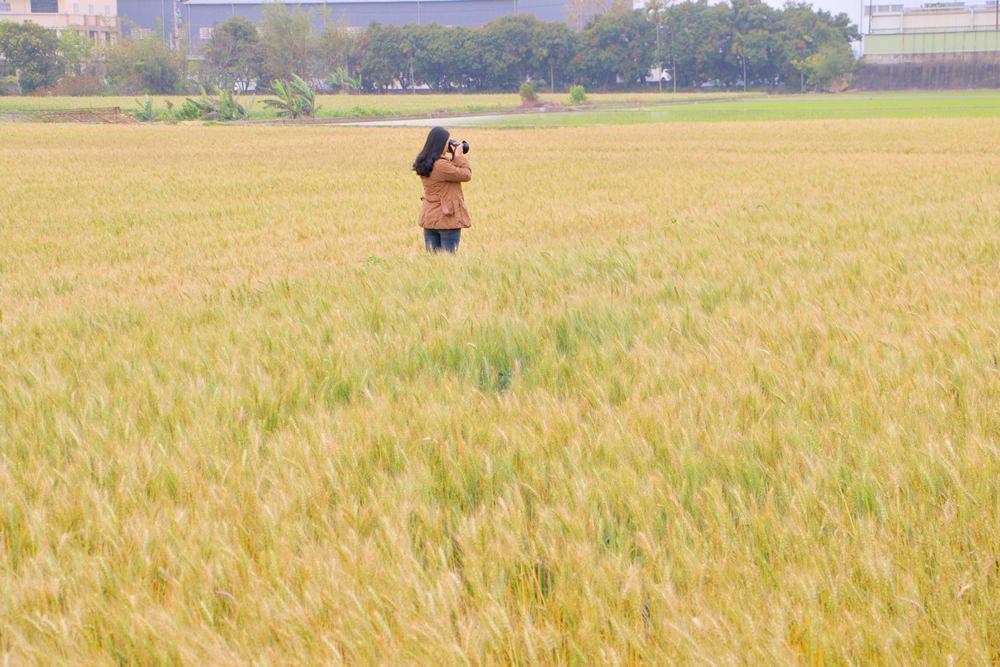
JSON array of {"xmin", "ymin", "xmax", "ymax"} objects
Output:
[{"xmin": 1, "ymin": 117, "xmax": 998, "ymax": 664}]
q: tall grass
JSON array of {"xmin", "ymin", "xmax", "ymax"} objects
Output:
[{"xmin": 1, "ymin": 118, "xmax": 998, "ymax": 663}]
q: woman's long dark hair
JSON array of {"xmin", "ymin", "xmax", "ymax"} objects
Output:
[{"xmin": 413, "ymin": 126, "xmax": 450, "ymax": 177}]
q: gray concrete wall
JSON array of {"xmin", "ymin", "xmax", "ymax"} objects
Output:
[{"xmin": 853, "ymin": 52, "xmax": 1000, "ymax": 89}]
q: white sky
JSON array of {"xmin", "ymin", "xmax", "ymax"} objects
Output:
[{"xmin": 765, "ymin": 0, "xmax": 865, "ymax": 29}]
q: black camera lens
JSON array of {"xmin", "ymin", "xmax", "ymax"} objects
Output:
[{"xmin": 449, "ymin": 139, "xmax": 471, "ymax": 155}]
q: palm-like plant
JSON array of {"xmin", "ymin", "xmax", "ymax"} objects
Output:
[
  {"xmin": 128, "ymin": 95, "xmax": 157, "ymax": 122},
  {"xmin": 185, "ymin": 87, "xmax": 249, "ymax": 121},
  {"xmin": 326, "ymin": 66, "xmax": 360, "ymax": 93},
  {"xmin": 264, "ymin": 74, "xmax": 320, "ymax": 119}
]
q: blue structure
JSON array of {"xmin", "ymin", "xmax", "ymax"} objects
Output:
[{"xmin": 118, "ymin": 0, "xmax": 569, "ymax": 47}]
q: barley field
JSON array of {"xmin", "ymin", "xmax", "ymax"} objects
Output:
[{"xmin": 1, "ymin": 115, "xmax": 998, "ymax": 663}]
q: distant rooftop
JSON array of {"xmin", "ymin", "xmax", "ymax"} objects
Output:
[{"xmin": 184, "ymin": 0, "xmax": 494, "ymax": 5}]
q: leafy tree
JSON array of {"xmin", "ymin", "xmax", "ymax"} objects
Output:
[
  {"xmin": 728, "ymin": 0, "xmax": 783, "ymax": 88},
  {"xmin": 479, "ymin": 15, "xmax": 539, "ymax": 90},
  {"xmin": 0, "ymin": 21, "xmax": 64, "ymax": 93},
  {"xmin": 203, "ymin": 17, "xmax": 263, "ymax": 91},
  {"xmin": 569, "ymin": 84, "xmax": 587, "ymax": 103},
  {"xmin": 107, "ymin": 35, "xmax": 182, "ymax": 93},
  {"xmin": 406, "ymin": 24, "xmax": 452, "ymax": 90},
  {"xmin": 798, "ymin": 40, "xmax": 856, "ymax": 90},
  {"xmin": 357, "ymin": 23, "xmax": 406, "ymax": 91},
  {"xmin": 533, "ymin": 21, "xmax": 577, "ymax": 91},
  {"xmin": 59, "ymin": 30, "xmax": 93, "ymax": 76},
  {"xmin": 780, "ymin": 2, "xmax": 858, "ymax": 86},
  {"xmin": 259, "ymin": 4, "xmax": 314, "ymax": 86},
  {"xmin": 315, "ymin": 24, "xmax": 360, "ymax": 84},
  {"xmin": 575, "ymin": 10, "xmax": 656, "ymax": 89},
  {"xmin": 675, "ymin": 1, "xmax": 734, "ymax": 87}
]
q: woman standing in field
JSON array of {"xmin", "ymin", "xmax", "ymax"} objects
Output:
[{"xmin": 413, "ymin": 126, "xmax": 472, "ymax": 253}]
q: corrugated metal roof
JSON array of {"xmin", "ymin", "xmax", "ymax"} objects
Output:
[{"xmin": 184, "ymin": 0, "xmax": 492, "ymax": 5}]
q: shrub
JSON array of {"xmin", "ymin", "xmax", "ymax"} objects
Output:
[
  {"xmin": 107, "ymin": 36, "xmax": 182, "ymax": 94},
  {"xmin": 51, "ymin": 74, "xmax": 106, "ymax": 96},
  {"xmin": 326, "ymin": 66, "xmax": 359, "ymax": 93},
  {"xmin": 569, "ymin": 84, "xmax": 587, "ymax": 104},
  {"xmin": 185, "ymin": 88, "xmax": 250, "ymax": 121},
  {"xmin": 169, "ymin": 99, "xmax": 202, "ymax": 121},
  {"xmin": 264, "ymin": 74, "xmax": 318, "ymax": 118},
  {"xmin": 0, "ymin": 75, "xmax": 19, "ymax": 96},
  {"xmin": 519, "ymin": 80, "xmax": 538, "ymax": 104},
  {"xmin": 128, "ymin": 96, "xmax": 156, "ymax": 122}
]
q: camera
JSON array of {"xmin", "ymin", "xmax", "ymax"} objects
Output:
[{"xmin": 448, "ymin": 139, "xmax": 471, "ymax": 155}]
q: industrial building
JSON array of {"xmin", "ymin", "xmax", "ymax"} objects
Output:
[
  {"xmin": 117, "ymin": 0, "xmax": 569, "ymax": 48},
  {"xmin": 863, "ymin": 1, "xmax": 1000, "ymax": 56},
  {"xmin": 0, "ymin": 0, "xmax": 119, "ymax": 42},
  {"xmin": 857, "ymin": 1, "xmax": 1000, "ymax": 88}
]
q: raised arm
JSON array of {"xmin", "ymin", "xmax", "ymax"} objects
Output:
[{"xmin": 435, "ymin": 152, "xmax": 472, "ymax": 183}]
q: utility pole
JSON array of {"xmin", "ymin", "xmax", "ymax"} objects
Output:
[
  {"xmin": 671, "ymin": 25, "xmax": 676, "ymax": 93},
  {"xmin": 656, "ymin": 21, "xmax": 662, "ymax": 92}
]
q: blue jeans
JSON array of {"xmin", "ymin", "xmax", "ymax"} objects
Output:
[{"xmin": 424, "ymin": 228, "xmax": 461, "ymax": 253}]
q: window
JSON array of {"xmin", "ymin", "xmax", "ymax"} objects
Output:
[
  {"xmin": 104, "ymin": 5, "xmax": 110, "ymax": 14},
  {"xmin": 199, "ymin": 26, "xmax": 213, "ymax": 39},
  {"xmin": 0, "ymin": 2, "xmax": 11, "ymax": 11},
  {"xmin": 30, "ymin": 0, "xmax": 59, "ymax": 12},
  {"xmin": 73, "ymin": 2, "xmax": 79, "ymax": 11},
  {"xmin": 88, "ymin": 3, "xmax": 94, "ymax": 13}
]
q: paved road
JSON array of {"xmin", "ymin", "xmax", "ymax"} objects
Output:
[{"xmin": 342, "ymin": 113, "xmax": 516, "ymax": 127}]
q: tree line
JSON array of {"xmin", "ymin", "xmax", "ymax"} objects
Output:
[{"xmin": 0, "ymin": 0, "xmax": 858, "ymax": 96}]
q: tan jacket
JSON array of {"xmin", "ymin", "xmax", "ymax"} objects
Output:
[{"xmin": 418, "ymin": 153, "xmax": 472, "ymax": 229}]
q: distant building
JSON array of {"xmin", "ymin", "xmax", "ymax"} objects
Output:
[
  {"xmin": 863, "ymin": 1, "xmax": 1000, "ymax": 56},
  {"xmin": 855, "ymin": 1, "xmax": 1000, "ymax": 88},
  {"xmin": 118, "ymin": 0, "xmax": 573, "ymax": 50},
  {"xmin": 0, "ymin": 0, "xmax": 119, "ymax": 42}
]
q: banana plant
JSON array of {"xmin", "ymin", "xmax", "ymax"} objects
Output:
[{"xmin": 264, "ymin": 74, "xmax": 320, "ymax": 119}]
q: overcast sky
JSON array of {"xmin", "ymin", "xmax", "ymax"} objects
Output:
[{"xmin": 771, "ymin": 0, "xmax": 865, "ymax": 28}]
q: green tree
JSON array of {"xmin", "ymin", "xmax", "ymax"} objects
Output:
[
  {"xmin": 259, "ymin": 4, "xmax": 314, "ymax": 86},
  {"xmin": 533, "ymin": 21, "xmax": 577, "ymax": 92},
  {"xmin": 315, "ymin": 23, "xmax": 360, "ymax": 85},
  {"xmin": 407, "ymin": 24, "xmax": 452, "ymax": 90},
  {"xmin": 728, "ymin": 0, "xmax": 784, "ymax": 88},
  {"xmin": 779, "ymin": 2, "xmax": 859, "ymax": 87},
  {"xmin": 203, "ymin": 17, "xmax": 263, "ymax": 91},
  {"xmin": 107, "ymin": 35, "xmax": 181, "ymax": 93},
  {"xmin": 357, "ymin": 23, "xmax": 405, "ymax": 91},
  {"xmin": 799, "ymin": 40, "xmax": 856, "ymax": 90},
  {"xmin": 59, "ymin": 30, "xmax": 93, "ymax": 76},
  {"xmin": 575, "ymin": 10, "xmax": 656, "ymax": 89},
  {"xmin": 0, "ymin": 21, "xmax": 64, "ymax": 93},
  {"xmin": 479, "ymin": 15, "xmax": 539, "ymax": 90}
]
